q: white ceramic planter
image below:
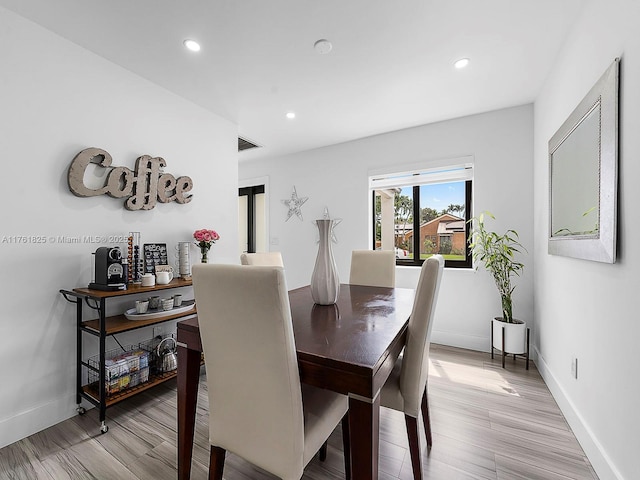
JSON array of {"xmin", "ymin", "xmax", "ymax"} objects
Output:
[{"xmin": 492, "ymin": 317, "xmax": 527, "ymax": 354}]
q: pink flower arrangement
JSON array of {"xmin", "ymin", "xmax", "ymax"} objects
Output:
[
  {"xmin": 194, "ymin": 228, "xmax": 219, "ymax": 244},
  {"xmin": 194, "ymin": 229, "xmax": 220, "ymax": 263},
  {"xmin": 193, "ymin": 229, "xmax": 220, "ymax": 249}
]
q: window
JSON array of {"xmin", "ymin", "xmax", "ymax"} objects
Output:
[{"xmin": 370, "ymin": 161, "xmax": 473, "ymax": 268}]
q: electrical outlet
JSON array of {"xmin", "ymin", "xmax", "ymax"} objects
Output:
[
  {"xmin": 571, "ymin": 358, "xmax": 578, "ymax": 379},
  {"xmin": 153, "ymin": 325, "xmax": 165, "ymax": 339}
]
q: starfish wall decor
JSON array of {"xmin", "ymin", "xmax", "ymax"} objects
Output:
[
  {"xmin": 317, "ymin": 207, "xmax": 343, "ymax": 243},
  {"xmin": 282, "ymin": 186, "xmax": 308, "ymax": 221}
]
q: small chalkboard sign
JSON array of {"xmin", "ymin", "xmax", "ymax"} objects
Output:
[{"xmin": 143, "ymin": 243, "xmax": 168, "ymax": 273}]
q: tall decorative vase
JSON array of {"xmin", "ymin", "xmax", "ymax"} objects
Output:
[{"xmin": 311, "ymin": 219, "xmax": 340, "ymax": 305}]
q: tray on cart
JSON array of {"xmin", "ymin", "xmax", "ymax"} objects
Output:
[{"xmin": 124, "ymin": 299, "xmax": 195, "ymax": 320}]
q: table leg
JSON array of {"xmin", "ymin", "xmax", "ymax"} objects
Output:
[
  {"xmin": 177, "ymin": 345, "xmax": 202, "ymax": 480},
  {"xmin": 348, "ymin": 394, "xmax": 380, "ymax": 480}
]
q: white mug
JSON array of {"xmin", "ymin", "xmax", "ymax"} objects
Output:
[
  {"xmin": 141, "ymin": 273, "xmax": 155, "ymax": 287},
  {"xmin": 156, "ymin": 270, "xmax": 174, "ymax": 285}
]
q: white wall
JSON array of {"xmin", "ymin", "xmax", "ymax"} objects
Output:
[
  {"xmin": 240, "ymin": 104, "xmax": 534, "ymax": 353},
  {"xmin": 533, "ymin": 1, "xmax": 640, "ymax": 479},
  {"xmin": 0, "ymin": 7, "xmax": 238, "ymax": 448}
]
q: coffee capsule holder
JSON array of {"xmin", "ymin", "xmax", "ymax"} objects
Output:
[{"xmin": 127, "ymin": 232, "xmax": 142, "ymax": 284}]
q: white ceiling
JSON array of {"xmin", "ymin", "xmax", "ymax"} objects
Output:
[{"xmin": 1, "ymin": 0, "xmax": 584, "ymax": 161}]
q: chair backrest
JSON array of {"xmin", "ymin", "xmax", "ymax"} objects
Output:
[
  {"xmin": 349, "ymin": 249, "xmax": 396, "ymax": 288},
  {"xmin": 399, "ymin": 255, "xmax": 444, "ymax": 417},
  {"xmin": 240, "ymin": 252, "xmax": 284, "ymax": 267},
  {"xmin": 192, "ymin": 264, "xmax": 304, "ymax": 478}
]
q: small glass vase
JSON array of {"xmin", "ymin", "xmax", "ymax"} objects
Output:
[{"xmin": 200, "ymin": 246, "xmax": 210, "ymax": 263}]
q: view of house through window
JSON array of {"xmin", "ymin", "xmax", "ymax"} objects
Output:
[{"xmin": 371, "ymin": 162, "xmax": 473, "ymax": 268}]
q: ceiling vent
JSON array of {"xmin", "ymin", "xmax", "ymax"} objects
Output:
[{"xmin": 238, "ymin": 136, "xmax": 261, "ymax": 152}]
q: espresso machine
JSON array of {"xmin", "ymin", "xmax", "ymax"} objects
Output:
[{"xmin": 89, "ymin": 246, "xmax": 126, "ymax": 291}]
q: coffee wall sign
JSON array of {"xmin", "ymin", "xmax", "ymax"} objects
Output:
[{"xmin": 68, "ymin": 147, "xmax": 193, "ymax": 211}]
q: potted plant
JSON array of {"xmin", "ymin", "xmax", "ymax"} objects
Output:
[{"xmin": 468, "ymin": 212, "xmax": 528, "ymax": 361}]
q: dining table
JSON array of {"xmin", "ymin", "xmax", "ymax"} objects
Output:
[{"xmin": 176, "ymin": 283, "xmax": 414, "ymax": 480}]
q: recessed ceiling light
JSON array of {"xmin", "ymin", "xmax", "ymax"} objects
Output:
[
  {"xmin": 183, "ymin": 39, "xmax": 201, "ymax": 52},
  {"xmin": 286, "ymin": 112, "xmax": 296, "ymax": 119},
  {"xmin": 454, "ymin": 58, "xmax": 470, "ymax": 69},
  {"xmin": 314, "ymin": 39, "xmax": 333, "ymax": 55}
]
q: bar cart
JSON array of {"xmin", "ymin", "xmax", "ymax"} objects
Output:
[{"xmin": 60, "ymin": 278, "xmax": 194, "ymax": 433}]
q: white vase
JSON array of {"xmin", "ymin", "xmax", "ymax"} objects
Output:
[
  {"xmin": 492, "ymin": 317, "xmax": 527, "ymax": 354},
  {"xmin": 311, "ymin": 219, "xmax": 340, "ymax": 305}
]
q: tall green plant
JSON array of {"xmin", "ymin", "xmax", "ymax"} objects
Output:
[{"xmin": 468, "ymin": 212, "xmax": 526, "ymax": 323}]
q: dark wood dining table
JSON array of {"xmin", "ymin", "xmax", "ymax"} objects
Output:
[{"xmin": 176, "ymin": 284, "xmax": 414, "ymax": 480}]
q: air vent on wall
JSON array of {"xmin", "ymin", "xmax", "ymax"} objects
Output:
[{"xmin": 238, "ymin": 136, "xmax": 262, "ymax": 152}]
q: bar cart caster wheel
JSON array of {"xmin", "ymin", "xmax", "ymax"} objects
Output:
[
  {"xmin": 100, "ymin": 423, "xmax": 109, "ymax": 434},
  {"xmin": 76, "ymin": 406, "xmax": 86, "ymax": 415}
]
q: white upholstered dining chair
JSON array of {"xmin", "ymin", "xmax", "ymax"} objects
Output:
[
  {"xmin": 348, "ymin": 249, "xmax": 396, "ymax": 288},
  {"xmin": 192, "ymin": 264, "xmax": 350, "ymax": 480},
  {"xmin": 380, "ymin": 255, "xmax": 444, "ymax": 480},
  {"xmin": 241, "ymin": 250, "xmax": 339, "ymax": 466},
  {"xmin": 240, "ymin": 251, "xmax": 284, "ymax": 267}
]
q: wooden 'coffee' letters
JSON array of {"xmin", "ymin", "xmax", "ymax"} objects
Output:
[{"xmin": 68, "ymin": 147, "xmax": 193, "ymax": 211}]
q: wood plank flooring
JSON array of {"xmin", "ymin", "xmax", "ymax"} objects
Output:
[{"xmin": 0, "ymin": 345, "xmax": 599, "ymax": 479}]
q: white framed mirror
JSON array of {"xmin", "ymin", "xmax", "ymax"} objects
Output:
[{"xmin": 548, "ymin": 58, "xmax": 619, "ymax": 263}]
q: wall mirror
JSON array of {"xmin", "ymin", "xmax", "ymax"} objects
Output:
[{"xmin": 548, "ymin": 58, "xmax": 619, "ymax": 263}]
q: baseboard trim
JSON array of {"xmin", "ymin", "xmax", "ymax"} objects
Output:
[
  {"xmin": 0, "ymin": 395, "xmax": 79, "ymax": 449},
  {"xmin": 533, "ymin": 346, "xmax": 623, "ymax": 480},
  {"xmin": 431, "ymin": 330, "xmax": 489, "ymax": 352}
]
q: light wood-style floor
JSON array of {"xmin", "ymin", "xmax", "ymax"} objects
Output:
[{"xmin": 0, "ymin": 345, "xmax": 598, "ymax": 480}]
